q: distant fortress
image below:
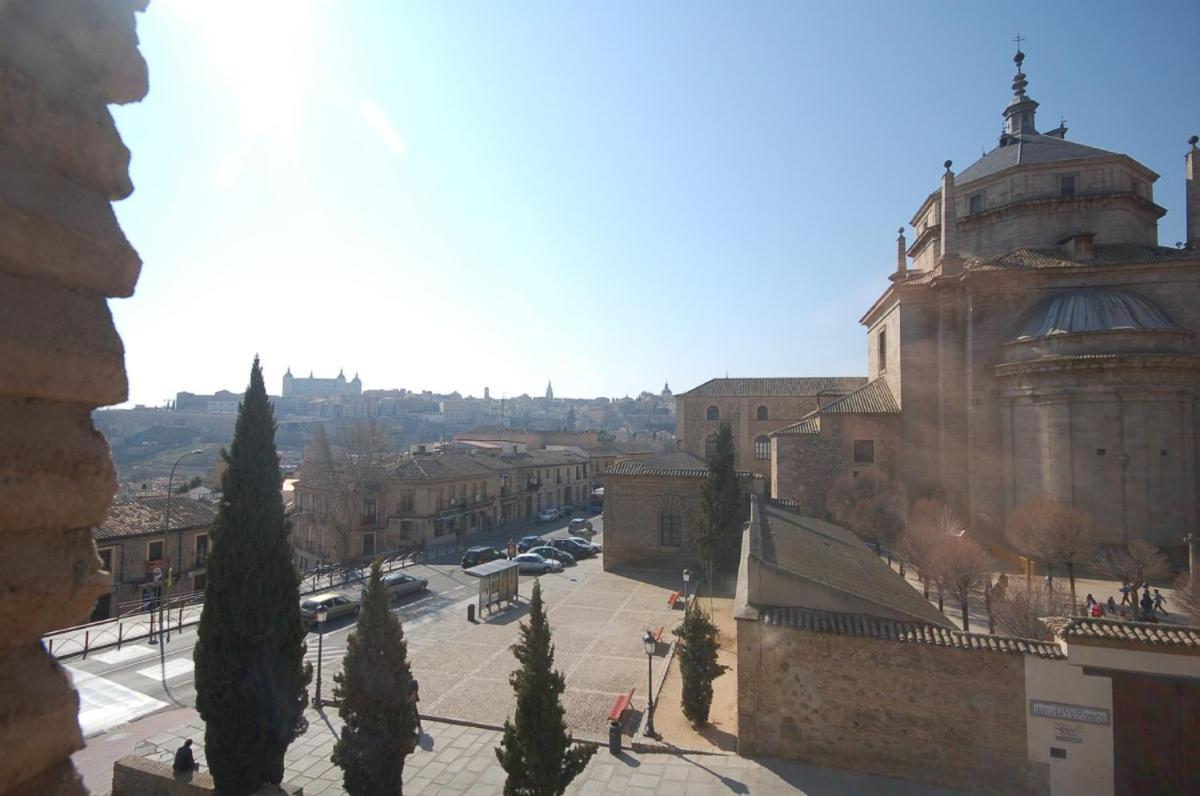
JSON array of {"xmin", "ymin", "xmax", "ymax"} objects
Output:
[{"xmin": 282, "ymin": 368, "xmax": 362, "ymax": 399}]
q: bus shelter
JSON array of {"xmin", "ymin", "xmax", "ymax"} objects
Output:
[{"xmin": 464, "ymin": 559, "xmax": 519, "ymax": 616}]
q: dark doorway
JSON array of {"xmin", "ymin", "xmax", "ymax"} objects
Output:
[
  {"xmin": 89, "ymin": 593, "xmax": 112, "ymax": 622},
  {"xmin": 1112, "ymin": 675, "xmax": 1200, "ymax": 794}
]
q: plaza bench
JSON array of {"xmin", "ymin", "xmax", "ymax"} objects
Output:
[
  {"xmin": 667, "ymin": 591, "xmax": 682, "ymax": 609},
  {"xmin": 608, "ymin": 687, "xmax": 636, "ymax": 724}
]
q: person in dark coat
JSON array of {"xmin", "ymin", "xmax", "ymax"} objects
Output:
[
  {"xmin": 410, "ymin": 678, "xmax": 422, "ymax": 733},
  {"xmin": 1139, "ymin": 589, "xmax": 1154, "ymax": 621},
  {"xmin": 173, "ymin": 739, "xmax": 197, "ymax": 775}
]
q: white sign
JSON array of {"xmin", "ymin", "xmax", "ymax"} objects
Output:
[
  {"xmin": 1054, "ymin": 723, "xmax": 1084, "ymax": 744},
  {"xmin": 1030, "ymin": 700, "xmax": 1110, "ymax": 725}
]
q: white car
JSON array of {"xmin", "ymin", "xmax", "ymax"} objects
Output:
[
  {"xmin": 537, "ymin": 509, "xmax": 559, "ymax": 523},
  {"xmin": 512, "ymin": 553, "xmax": 563, "ymax": 575}
]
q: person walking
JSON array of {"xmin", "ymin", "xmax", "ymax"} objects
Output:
[
  {"xmin": 1119, "ymin": 580, "xmax": 1133, "ymax": 607},
  {"xmin": 1140, "ymin": 589, "xmax": 1154, "ymax": 621},
  {"xmin": 410, "ymin": 677, "xmax": 422, "ymax": 734},
  {"xmin": 173, "ymin": 739, "xmax": 197, "ymax": 776},
  {"xmin": 1106, "ymin": 596, "xmax": 1118, "ymax": 615},
  {"xmin": 1084, "ymin": 594, "xmax": 1096, "ymax": 613},
  {"xmin": 506, "ymin": 539, "xmax": 516, "ymax": 560},
  {"xmin": 1153, "ymin": 589, "xmax": 1167, "ymax": 616}
]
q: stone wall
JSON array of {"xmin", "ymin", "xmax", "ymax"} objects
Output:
[
  {"xmin": 111, "ymin": 757, "xmax": 215, "ymax": 796},
  {"xmin": 771, "ymin": 413, "xmax": 899, "ymax": 513},
  {"xmin": 0, "ymin": 0, "xmax": 148, "ymax": 792},
  {"xmin": 676, "ymin": 393, "xmax": 824, "ymax": 477},
  {"xmin": 602, "ymin": 473, "xmax": 707, "ymax": 570},
  {"xmin": 736, "ymin": 616, "xmax": 1050, "ymax": 795}
]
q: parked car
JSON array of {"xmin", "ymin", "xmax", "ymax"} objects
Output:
[
  {"xmin": 512, "ymin": 553, "xmax": 563, "ymax": 575},
  {"xmin": 550, "ymin": 537, "xmax": 599, "ymax": 558},
  {"xmin": 537, "ymin": 509, "xmax": 559, "ymax": 523},
  {"xmin": 528, "ymin": 545, "xmax": 575, "ymax": 566},
  {"xmin": 376, "ymin": 572, "xmax": 428, "ymax": 601},
  {"xmin": 568, "ymin": 518, "xmax": 594, "ymax": 537},
  {"xmin": 300, "ymin": 592, "xmax": 360, "ymax": 627},
  {"xmin": 462, "ymin": 546, "xmax": 506, "ymax": 569},
  {"xmin": 516, "ymin": 534, "xmax": 545, "ymax": 553},
  {"xmin": 558, "ymin": 505, "xmax": 574, "ymax": 518}
]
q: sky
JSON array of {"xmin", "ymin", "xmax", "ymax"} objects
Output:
[{"xmin": 110, "ymin": 0, "xmax": 1200, "ymax": 406}]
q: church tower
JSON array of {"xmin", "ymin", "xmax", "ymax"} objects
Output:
[{"xmin": 545, "ymin": 381, "xmax": 554, "ymax": 400}]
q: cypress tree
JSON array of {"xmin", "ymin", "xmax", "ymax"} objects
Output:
[
  {"xmin": 698, "ymin": 422, "xmax": 746, "ymax": 580},
  {"xmin": 331, "ymin": 558, "xmax": 418, "ymax": 795},
  {"xmin": 495, "ymin": 581, "xmax": 594, "ymax": 795},
  {"xmin": 678, "ymin": 603, "xmax": 728, "ymax": 725},
  {"xmin": 194, "ymin": 357, "xmax": 311, "ymax": 795}
]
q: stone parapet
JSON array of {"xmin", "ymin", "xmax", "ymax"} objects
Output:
[{"xmin": 0, "ymin": 0, "xmax": 149, "ymax": 792}]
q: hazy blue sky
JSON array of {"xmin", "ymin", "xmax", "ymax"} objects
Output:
[{"xmin": 111, "ymin": 0, "xmax": 1199, "ymax": 406}]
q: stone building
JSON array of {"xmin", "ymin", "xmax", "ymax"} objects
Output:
[
  {"xmin": 735, "ymin": 496, "xmax": 1200, "ymax": 795},
  {"xmin": 770, "ymin": 50, "xmax": 1200, "ymax": 549},
  {"xmin": 281, "ymin": 367, "xmax": 362, "ymax": 398},
  {"xmin": 91, "ymin": 497, "xmax": 217, "ymax": 620},
  {"xmin": 601, "ymin": 452, "xmax": 764, "ymax": 570},
  {"xmin": 0, "ymin": 1, "xmax": 151, "ymax": 791},
  {"xmin": 674, "ymin": 377, "xmax": 866, "ymax": 479}
]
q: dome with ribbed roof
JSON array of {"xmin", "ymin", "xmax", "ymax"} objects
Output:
[{"xmin": 1009, "ymin": 288, "xmax": 1178, "ymax": 342}]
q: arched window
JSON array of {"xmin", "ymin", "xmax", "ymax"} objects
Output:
[
  {"xmin": 755, "ymin": 436, "xmax": 770, "ymax": 460},
  {"xmin": 756, "ymin": 405, "xmax": 769, "ymax": 421},
  {"xmin": 706, "ymin": 405, "xmax": 720, "ymax": 421},
  {"xmin": 705, "ymin": 433, "xmax": 719, "ymax": 459}
]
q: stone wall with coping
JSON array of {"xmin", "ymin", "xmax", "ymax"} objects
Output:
[
  {"xmin": 770, "ymin": 413, "xmax": 900, "ymax": 513},
  {"xmin": 736, "ymin": 611, "xmax": 1051, "ymax": 795},
  {"xmin": 0, "ymin": 0, "xmax": 149, "ymax": 792}
]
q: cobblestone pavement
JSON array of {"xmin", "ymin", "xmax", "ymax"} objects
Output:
[{"xmin": 134, "ymin": 714, "xmax": 970, "ymax": 796}]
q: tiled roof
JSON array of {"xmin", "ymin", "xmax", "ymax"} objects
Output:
[
  {"xmin": 679, "ymin": 377, "xmax": 867, "ymax": 398},
  {"xmin": 1043, "ymin": 616, "xmax": 1200, "ymax": 650},
  {"xmin": 391, "ymin": 453, "xmax": 500, "ymax": 481},
  {"xmin": 93, "ymin": 497, "xmax": 217, "ymax": 541},
  {"xmin": 604, "ymin": 451, "xmax": 762, "ymax": 480},
  {"xmin": 759, "ymin": 605, "xmax": 1065, "ymax": 659},
  {"xmin": 963, "ymin": 244, "xmax": 1196, "ymax": 273},
  {"xmin": 752, "ymin": 500, "xmax": 952, "ymax": 627},
  {"xmin": 956, "ymin": 131, "xmax": 1120, "ymax": 185},
  {"xmin": 771, "ymin": 379, "xmax": 898, "ymax": 436}
]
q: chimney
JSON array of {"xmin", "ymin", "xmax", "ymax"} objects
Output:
[
  {"xmin": 1187, "ymin": 135, "xmax": 1199, "ymax": 249},
  {"xmin": 940, "ymin": 160, "xmax": 961, "ymax": 273}
]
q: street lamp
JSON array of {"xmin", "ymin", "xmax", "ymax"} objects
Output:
[
  {"xmin": 682, "ymin": 569, "xmax": 692, "ymax": 613},
  {"xmin": 164, "ymin": 448, "xmax": 204, "ymax": 642},
  {"xmin": 313, "ymin": 606, "xmax": 328, "ymax": 708},
  {"xmin": 642, "ymin": 630, "xmax": 657, "ymax": 739}
]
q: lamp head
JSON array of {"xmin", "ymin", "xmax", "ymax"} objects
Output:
[
  {"xmin": 642, "ymin": 630, "xmax": 656, "ymax": 655},
  {"xmin": 682, "ymin": 569, "xmax": 691, "ymax": 583}
]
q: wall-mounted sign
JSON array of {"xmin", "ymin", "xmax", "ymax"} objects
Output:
[
  {"xmin": 1030, "ymin": 700, "xmax": 1110, "ymax": 725},
  {"xmin": 1054, "ymin": 723, "xmax": 1084, "ymax": 744}
]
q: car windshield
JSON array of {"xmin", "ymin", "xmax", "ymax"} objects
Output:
[{"xmin": 301, "ymin": 601, "xmax": 319, "ymax": 611}]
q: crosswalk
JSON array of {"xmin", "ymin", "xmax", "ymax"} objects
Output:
[{"xmin": 66, "ymin": 665, "xmax": 168, "ymax": 738}]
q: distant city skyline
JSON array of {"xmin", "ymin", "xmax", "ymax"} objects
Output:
[{"xmin": 110, "ymin": 1, "xmax": 1198, "ymax": 406}]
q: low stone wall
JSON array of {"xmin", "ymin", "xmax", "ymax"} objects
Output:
[
  {"xmin": 736, "ymin": 615, "xmax": 1050, "ymax": 795},
  {"xmin": 111, "ymin": 757, "xmax": 214, "ymax": 796}
]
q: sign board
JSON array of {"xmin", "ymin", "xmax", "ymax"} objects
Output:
[
  {"xmin": 1054, "ymin": 724, "xmax": 1084, "ymax": 744},
  {"xmin": 1030, "ymin": 700, "xmax": 1110, "ymax": 725}
]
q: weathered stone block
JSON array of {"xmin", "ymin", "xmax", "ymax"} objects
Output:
[
  {"xmin": 0, "ymin": 644, "xmax": 86, "ymax": 794},
  {"xmin": 0, "ymin": 527, "xmax": 111, "ymax": 642}
]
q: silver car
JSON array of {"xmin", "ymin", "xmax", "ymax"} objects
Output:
[
  {"xmin": 512, "ymin": 553, "xmax": 563, "ymax": 575},
  {"xmin": 378, "ymin": 572, "xmax": 428, "ymax": 601}
]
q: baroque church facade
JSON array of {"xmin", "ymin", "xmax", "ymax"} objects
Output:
[{"xmin": 745, "ymin": 50, "xmax": 1200, "ymax": 549}]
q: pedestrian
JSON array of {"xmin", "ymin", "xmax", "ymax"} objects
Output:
[
  {"xmin": 1140, "ymin": 589, "xmax": 1154, "ymax": 621},
  {"xmin": 1084, "ymin": 593, "xmax": 1096, "ymax": 612},
  {"xmin": 173, "ymin": 739, "xmax": 197, "ymax": 776},
  {"xmin": 1106, "ymin": 596, "xmax": 1117, "ymax": 615},
  {"xmin": 410, "ymin": 677, "xmax": 422, "ymax": 733},
  {"xmin": 506, "ymin": 539, "xmax": 516, "ymax": 560},
  {"xmin": 1089, "ymin": 601, "xmax": 1103, "ymax": 618},
  {"xmin": 1153, "ymin": 589, "xmax": 1167, "ymax": 616},
  {"xmin": 1120, "ymin": 580, "xmax": 1133, "ymax": 607}
]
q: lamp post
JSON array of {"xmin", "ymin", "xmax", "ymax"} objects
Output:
[
  {"xmin": 642, "ymin": 630, "xmax": 657, "ymax": 739},
  {"xmin": 682, "ymin": 568, "xmax": 692, "ymax": 613},
  {"xmin": 164, "ymin": 448, "xmax": 204, "ymax": 642},
  {"xmin": 313, "ymin": 606, "xmax": 328, "ymax": 708}
]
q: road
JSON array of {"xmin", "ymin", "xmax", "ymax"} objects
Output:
[{"xmin": 64, "ymin": 514, "xmax": 602, "ymax": 740}]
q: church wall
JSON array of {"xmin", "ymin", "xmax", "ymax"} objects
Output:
[
  {"xmin": 676, "ymin": 394, "xmax": 821, "ymax": 476},
  {"xmin": 736, "ymin": 616, "xmax": 1051, "ymax": 795},
  {"xmin": 771, "ymin": 414, "xmax": 899, "ymax": 513},
  {"xmin": 896, "ymin": 297, "xmax": 943, "ymax": 497},
  {"xmin": 866, "ymin": 304, "xmax": 901, "ymax": 404}
]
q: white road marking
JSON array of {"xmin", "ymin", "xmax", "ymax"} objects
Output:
[
  {"xmin": 92, "ymin": 645, "xmax": 157, "ymax": 665},
  {"xmin": 137, "ymin": 657, "xmax": 194, "ymax": 681},
  {"xmin": 66, "ymin": 666, "xmax": 168, "ymax": 737}
]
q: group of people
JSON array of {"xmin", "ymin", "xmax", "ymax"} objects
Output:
[{"xmin": 1084, "ymin": 582, "xmax": 1167, "ymax": 621}]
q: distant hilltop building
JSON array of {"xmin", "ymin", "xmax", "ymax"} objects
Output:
[
  {"xmin": 545, "ymin": 381, "xmax": 554, "ymax": 400},
  {"xmin": 282, "ymin": 367, "xmax": 362, "ymax": 398}
]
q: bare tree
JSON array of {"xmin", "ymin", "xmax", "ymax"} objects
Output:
[
  {"xmin": 992, "ymin": 579, "xmax": 1074, "ymax": 641},
  {"xmin": 1006, "ymin": 496, "xmax": 1098, "ymax": 611},
  {"xmin": 896, "ymin": 498, "xmax": 956, "ymax": 602},
  {"xmin": 305, "ymin": 419, "xmax": 394, "ymax": 562},
  {"xmin": 932, "ymin": 533, "xmax": 993, "ymax": 632},
  {"xmin": 1095, "ymin": 539, "xmax": 1170, "ymax": 590},
  {"xmin": 1172, "ymin": 572, "xmax": 1200, "ymax": 623},
  {"xmin": 826, "ymin": 469, "xmax": 907, "ymax": 559}
]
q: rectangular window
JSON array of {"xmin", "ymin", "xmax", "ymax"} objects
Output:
[
  {"xmin": 878, "ymin": 328, "xmax": 888, "ymax": 372},
  {"xmin": 1059, "ymin": 175, "xmax": 1076, "ymax": 197},
  {"xmin": 400, "ymin": 491, "xmax": 414, "ymax": 512},
  {"xmin": 363, "ymin": 497, "xmax": 378, "ymax": 525},
  {"xmin": 192, "ymin": 573, "xmax": 207, "ymax": 592},
  {"xmin": 362, "ymin": 532, "xmax": 376, "ymax": 557},
  {"xmin": 660, "ymin": 513, "xmax": 682, "ymax": 547},
  {"xmin": 97, "ymin": 547, "xmax": 114, "ymax": 573},
  {"xmin": 853, "ymin": 439, "xmax": 876, "ymax": 464},
  {"xmin": 147, "ymin": 539, "xmax": 164, "ymax": 561},
  {"xmin": 968, "ymin": 192, "xmax": 983, "ymax": 214},
  {"xmin": 434, "ymin": 520, "xmax": 446, "ymax": 538},
  {"xmin": 194, "ymin": 533, "xmax": 209, "ymax": 564},
  {"xmin": 755, "ymin": 437, "xmax": 771, "ymax": 460}
]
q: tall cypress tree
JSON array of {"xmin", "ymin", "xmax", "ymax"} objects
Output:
[
  {"xmin": 495, "ymin": 581, "xmax": 594, "ymax": 795},
  {"xmin": 194, "ymin": 357, "xmax": 310, "ymax": 795},
  {"xmin": 332, "ymin": 558, "xmax": 418, "ymax": 795},
  {"xmin": 698, "ymin": 422, "xmax": 746, "ymax": 580}
]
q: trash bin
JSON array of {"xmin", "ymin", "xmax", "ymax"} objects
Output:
[
  {"xmin": 467, "ymin": 603, "xmax": 476, "ymax": 622},
  {"xmin": 608, "ymin": 720, "xmax": 622, "ymax": 755}
]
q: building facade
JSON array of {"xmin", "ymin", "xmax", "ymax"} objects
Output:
[
  {"xmin": 770, "ymin": 51, "xmax": 1200, "ymax": 549},
  {"xmin": 91, "ymin": 497, "xmax": 217, "ymax": 620},
  {"xmin": 282, "ymin": 367, "xmax": 362, "ymax": 398}
]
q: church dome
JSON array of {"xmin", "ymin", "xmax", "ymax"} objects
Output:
[{"xmin": 1009, "ymin": 288, "xmax": 1178, "ymax": 342}]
